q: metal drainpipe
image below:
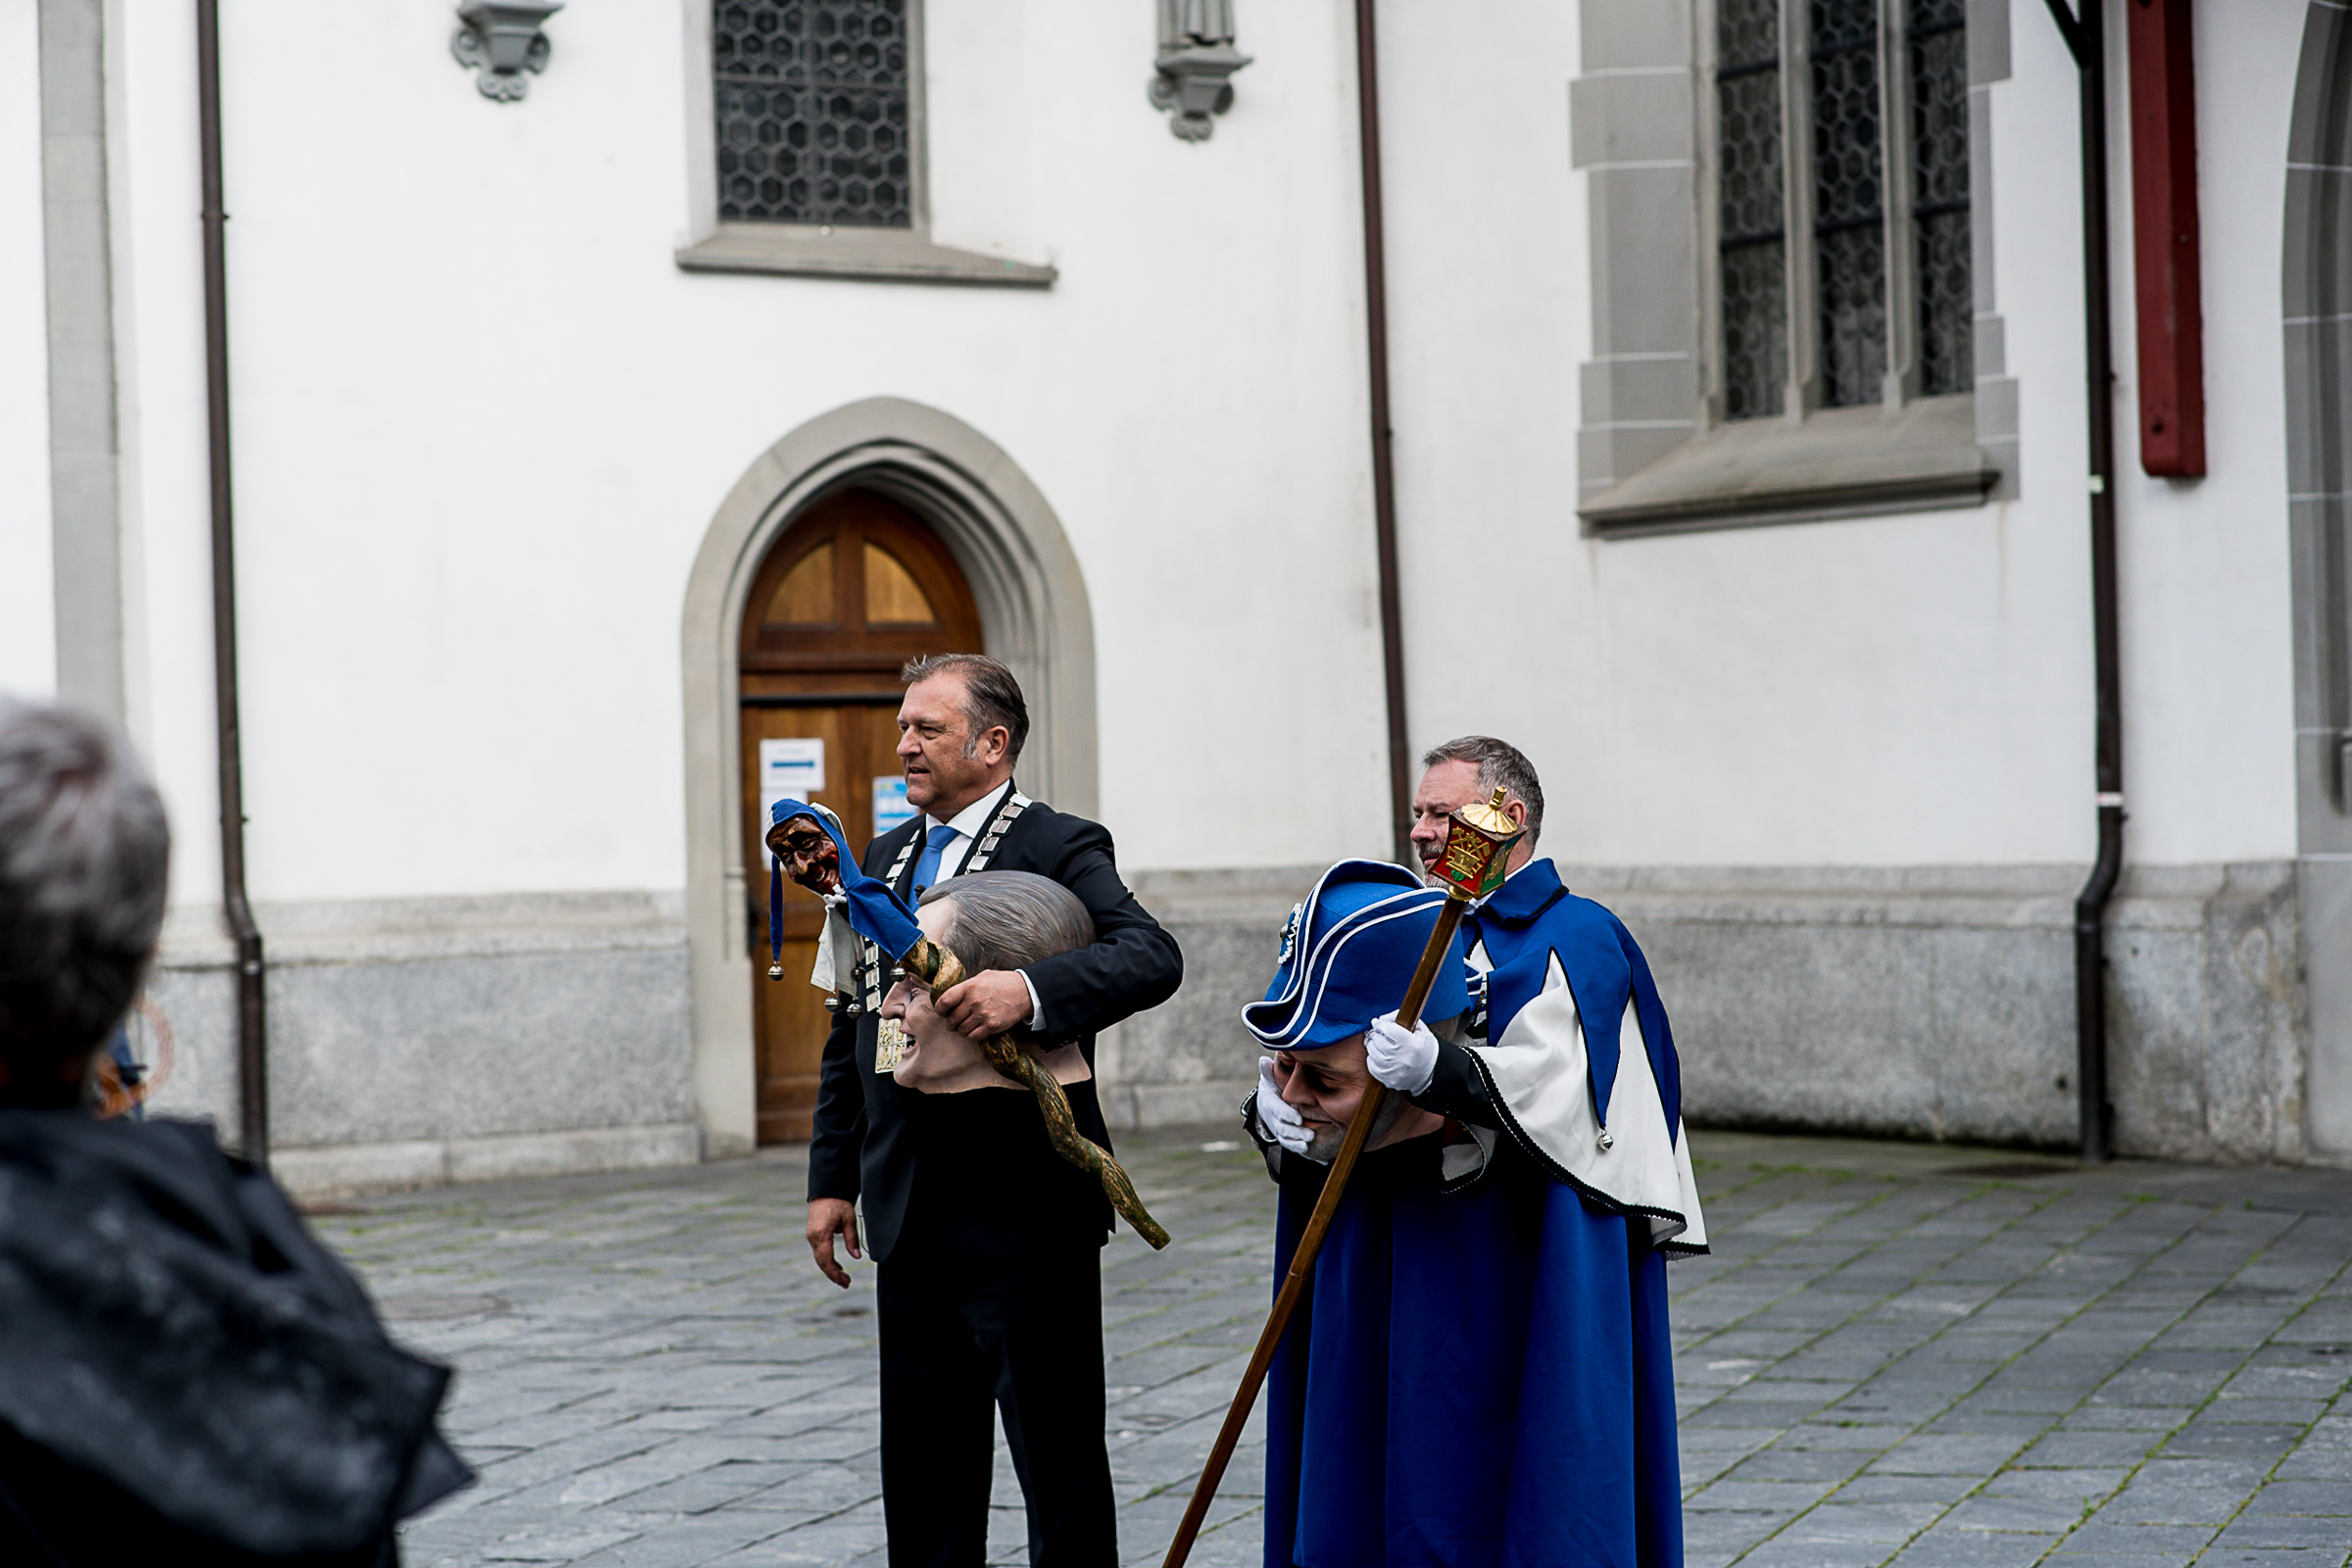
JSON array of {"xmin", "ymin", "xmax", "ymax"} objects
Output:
[
  {"xmin": 1352, "ymin": 0, "xmax": 1413, "ymax": 865},
  {"xmin": 2043, "ymin": 0, "xmax": 2123, "ymax": 1164},
  {"xmin": 197, "ymin": 0, "xmax": 268, "ymax": 1165}
]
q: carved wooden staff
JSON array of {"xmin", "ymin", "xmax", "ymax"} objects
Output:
[{"xmin": 1159, "ymin": 790, "xmax": 1522, "ymax": 1568}]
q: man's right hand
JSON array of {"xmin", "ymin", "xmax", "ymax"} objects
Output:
[
  {"xmin": 1254, "ymin": 1056, "xmax": 1317, "ymax": 1156},
  {"xmin": 806, "ymin": 1198, "xmax": 862, "ymax": 1288}
]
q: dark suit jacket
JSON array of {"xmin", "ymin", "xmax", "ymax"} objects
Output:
[{"xmin": 805, "ymin": 784, "xmax": 1184, "ymax": 1262}]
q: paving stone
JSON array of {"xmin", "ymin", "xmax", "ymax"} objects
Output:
[
  {"xmin": 299, "ymin": 1129, "xmax": 2352, "ymax": 1567},
  {"xmin": 2057, "ymin": 1520, "xmax": 2223, "ymax": 1555},
  {"xmin": 2211, "ymin": 1516, "xmax": 2352, "ymax": 1551},
  {"xmin": 2018, "ymin": 1429, "xmax": 2180, "ymax": 1468},
  {"xmin": 1886, "ymin": 1527, "xmax": 2063, "ymax": 1568},
  {"xmin": 2160, "ymin": 1422, "xmax": 2306, "ymax": 1461},
  {"xmin": 1940, "ymin": 1492, "xmax": 2094, "ymax": 1534},
  {"xmin": 2098, "ymin": 1484, "xmax": 2252, "ymax": 1526},
  {"xmin": 2246, "ymin": 1479, "xmax": 2352, "ymax": 1516},
  {"xmin": 1867, "ymin": 1433, "xmax": 2033, "ymax": 1475},
  {"xmin": 1777, "ymin": 1498, "xmax": 1947, "ymax": 1543}
]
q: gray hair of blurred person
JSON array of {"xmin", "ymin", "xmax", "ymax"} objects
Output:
[
  {"xmin": 900, "ymin": 653, "xmax": 1030, "ymax": 765},
  {"xmin": 915, "ymin": 870, "xmax": 1092, "ymax": 1036},
  {"xmin": 1422, "ymin": 734, "xmax": 1545, "ymax": 844},
  {"xmin": 0, "ymin": 700, "xmax": 171, "ymax": 1084}
]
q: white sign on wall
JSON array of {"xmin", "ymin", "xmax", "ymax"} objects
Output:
[
  {"xmin": 759, "ymin": 738, "xmax": 825, "ymax": 826},
  {"xmin": 873, "ymin": 774, "xmax": 916, "ymax": 834}
]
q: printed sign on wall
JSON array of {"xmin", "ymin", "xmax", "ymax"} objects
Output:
[
  {"xmin": 759, "ymin": 738, "xmax": 825, "ymax": 825},
  {"xmin": 873, "ymin": 774, "xmax": 916, "ymax": 834}
]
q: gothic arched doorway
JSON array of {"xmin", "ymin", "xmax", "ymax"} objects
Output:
[{"xmin": 738, "ymin": 488, "xmax": 984, "ymax": 1143}]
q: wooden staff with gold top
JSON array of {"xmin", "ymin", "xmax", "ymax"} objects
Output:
[
  {"xmin": 765, "ymin": 802, "xmax": 1170, "ymax": 1251},
  {"xmin": 1159, "ymin": 789, "xmax": 1523, "ymax": 1568}
]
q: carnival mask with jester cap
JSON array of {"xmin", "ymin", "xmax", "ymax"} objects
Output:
[
  {"xmin": 1243, "ymin": 859, "xmax": 1471, "ymax": 1051},
  {"xmin": 764, "ymin": 799, "xmax": 922, "ymax": 981}
]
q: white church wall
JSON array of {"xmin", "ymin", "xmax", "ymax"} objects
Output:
[
  {"xmin": 2102, "ymin": 0, "xmax": 2304, "ymax": 869},
  {"xmin": 0, "ymin": 6, "xmax": 58, "ymax": 699},
  {"xmin": 18, "ymin": 0, "xmax": 2327, "ymax": 1173},
  {"xmin": 1379, "ymin": 0, "xmax": 2300, "ymax": 875},
  {"xmin": 83, "ymin": 0, "xmax": 1394, "ymax": 1161},
  {"xmin": 110, "ymin": 0, "xmax": 1388, "ymax": 917},
  {"xmin": 1360, "ymin": 0, "xmax": 2312, "ymax": 1163}
]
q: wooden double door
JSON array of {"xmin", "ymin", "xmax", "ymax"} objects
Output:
[{"xmin": 740, "ymin": 489, "xmax": 984, "ymax": 1144}]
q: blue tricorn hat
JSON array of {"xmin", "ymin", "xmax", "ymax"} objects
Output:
[{"xmin": 1243, "ymin": 859, "xmax": 1470, "ymax": 1050}]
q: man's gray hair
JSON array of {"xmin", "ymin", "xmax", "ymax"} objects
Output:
[
  {"xmin": 1422, "ymin": 735, "xmax": 1545, "ymax": 844},
  {"xmin": 901, "ymin": 653, "xmax": 1030, "ymax": 765},
  {"xmin": 0, "ymin": 700, "xmax": 171, "ymax": 1064},
  {"xmin": 917, "ymin": 871, "xmax": 1092, "ymax": 1011}
]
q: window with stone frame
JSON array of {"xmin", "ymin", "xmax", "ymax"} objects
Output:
[
  {"xmin": 1573, "ymin": 0, "xmax": 2006, "ymax": 534},
  {"xmin": 1711, "ymin": 0, "xmax": 1971, "ymax": 419},
  {"xmin": 679, "ymin": 0, "xmax": 1052, "ymax": 285},
  {"xmin": 712, "ymin": 0, "xmax": 913, "ymax": 228}
]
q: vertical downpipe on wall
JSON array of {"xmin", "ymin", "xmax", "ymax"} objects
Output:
[
  {"xmin": 197, "ymin": 0, "xmax": 268, "ymax": 1164},
  {"xmin": 2044, "ymin": 0, "xmax": 2124, "ymax": 1163},
  {"xmin": 1353, "ymin": 0, "xmax": 1413, "ymax": 864}
]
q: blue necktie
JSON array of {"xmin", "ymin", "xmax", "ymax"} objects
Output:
[{"xmin": 910, "ymin": 822, "xmax": 960, "ymax": 895}]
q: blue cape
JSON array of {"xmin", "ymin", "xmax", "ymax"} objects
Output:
[
  {"xmin": 766, "ymin": 797, "xmax": 923, "ymax": 965},
  {"xmin": 1469, "ymin": 859, "xmax": 1683, "ymax": 1152},
  {"xmin": 1263, "ymin": 1140, "xmax": 1682, "ymax": 1568}
]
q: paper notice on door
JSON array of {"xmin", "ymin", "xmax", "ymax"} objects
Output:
[
  {"xmin": 873, "ymin": 774, "xmax": 916, "ymax": 835},
  {"xmin": 759, "ymin": 738, "xmax": 825, "ymax": 826}
]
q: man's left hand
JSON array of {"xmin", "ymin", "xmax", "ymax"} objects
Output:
[
  {"xmin": 1366, "ymin": 1011, "xmax": 1439, "ymax": 1096},
  {"xmin": 935, "ymin": 969, "xmax": 1035, "ymax": 1041}
]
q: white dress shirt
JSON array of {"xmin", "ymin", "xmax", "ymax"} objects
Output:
[{"xmin": 921, "ymin": 779, "xmax": 1049, "ymax": 1030}]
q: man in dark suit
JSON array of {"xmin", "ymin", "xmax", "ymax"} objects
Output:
[{"xmin": 804, "ymin": 653, "xmax": 1183, "ymax": 1568}]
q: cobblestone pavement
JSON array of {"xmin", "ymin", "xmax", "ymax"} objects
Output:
[{"xmin": 324, "ymin": 1129, "xmax": 2352, "ymax": 1568}]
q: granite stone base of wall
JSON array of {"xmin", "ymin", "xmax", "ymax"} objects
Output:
[
  {"xmin": 1094, "ymin": 867, "xmax": 1306, "ymax": 1136},
  {"xmin": 1581, "ymin": 861, "xmax": 2308, "ymax": 1164},
  {"xmin": 140, "ymin": 862, "xmax": 2319, "ymax": 1192},
  {"xmin": 1103, "ymin": 860, "xmax": 2315, "ymax": 1167},
  {"xmin": 270, "ymin": 1123, "xmax": 705, "ymax": 1201},
  {"xmin": 148, "ymin": 892, "xmax": 699, "ymax": 1192}
]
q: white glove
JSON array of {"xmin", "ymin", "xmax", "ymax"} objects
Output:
[
  {"xmin": 1254, "ymin": 1056, "xmax": 1316, "ymax": 1156},
  {"xmin": 1366, "ymin": 1011, "xmax": 1438, "ymax": 1096}
]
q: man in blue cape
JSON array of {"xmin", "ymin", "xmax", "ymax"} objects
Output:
[{"xmin": 1240, "ymin": 736, "xmax": 1704, "ymax": 1568}]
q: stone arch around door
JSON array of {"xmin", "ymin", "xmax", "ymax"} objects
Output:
[
  {"xmin": 2286, "ymin": 4, "xmax": 2352, "ymax": 1157},
  {"xmin": 680, "ymin": 399, "xmax": 1100, "ymax": 1154}
]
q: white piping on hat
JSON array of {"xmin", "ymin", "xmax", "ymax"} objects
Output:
[{"xmin": 1250, "ymin": 895, "xmax": 1450, "ymax": 1048}]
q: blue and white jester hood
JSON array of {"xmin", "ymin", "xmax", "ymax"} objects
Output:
[{"xmin": 1463, "ymin": 858, "xmax": 1707, "ymax": 1252}]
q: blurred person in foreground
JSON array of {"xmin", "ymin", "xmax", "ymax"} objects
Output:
[
  {"xmin": 1240, "ymin": 737, "xmax": 1706, "ymax": 1567},
  {"xmin": 0, "ymin": 698, "xmax": 471, "ymax": 1566}
]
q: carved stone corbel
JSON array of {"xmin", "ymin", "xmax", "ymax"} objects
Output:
[
  {"xmin": 452, "ymin": 0, "xmax": 563, "ymax": 102},
  {"xmin": 1150, "ymin": 0, "xmax": 1250, "ymax": 142}
]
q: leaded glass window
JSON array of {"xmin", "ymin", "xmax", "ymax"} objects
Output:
[
  {"xmin": 1717, "ymin": 0, "xmax": 1788, "ymax": 420},
  {"xmin": 1809, "ymin": 0, "xmax": 1886, "ymax": 407},
  {"xmin": 713, "ymin": 0, "xmax": 912, "ymax": 228},
  {"xmin": 1908, "ymin": 0, "xmax": 1972, "ymax": 395},
  {"xmin": 1709, "ymin": 0, "xmax": 1970, "ymax": 418}
]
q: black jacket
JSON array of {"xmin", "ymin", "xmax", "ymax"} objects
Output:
[
  {"xmin": 0, "ymin": 1110, "xmax": 471, "ymax": 1566},
  {"xmin": 806, "ymin": 786, "xmax": 1183, "ymax": 1261}
]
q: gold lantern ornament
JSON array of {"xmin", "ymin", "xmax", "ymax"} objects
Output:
[{"xmin": 1432, "ymin": 787, "xmax": 1523, "ymax": 901}]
